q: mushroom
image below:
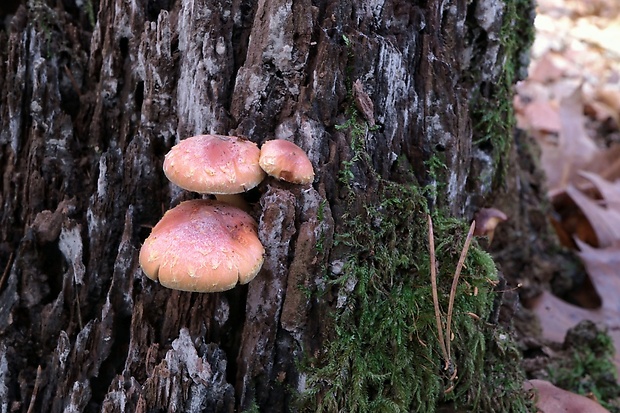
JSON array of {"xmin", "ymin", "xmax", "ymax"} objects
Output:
[
  {"xmin": 163, "ymin": 134, "xmax": 266, "ymax": 209},
  {"xmin": 473, "ymin": 207, "xmax": 508, "ymax": 244},
  {"xmin": 259, "ymin": 139, "xmax": 314, "ymax": 184},
  {"xmin": 139, "ymin": 199, "xmax": 265, "ymax": 292}
]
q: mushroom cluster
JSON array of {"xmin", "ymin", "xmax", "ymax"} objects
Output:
[{"xmin": 139, "ymin": 134, "xmax": 314, "ymax": 292}]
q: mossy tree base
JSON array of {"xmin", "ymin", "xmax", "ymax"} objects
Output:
[
  {"xmin": 299, "ymin": 143, "xmax": 532, "ymax": 412},
  {"xmin": 0, "ymin": 0, "xmax": 535, "ymax": 411}
]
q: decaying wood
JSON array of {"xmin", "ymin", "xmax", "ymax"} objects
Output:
[{"xmin": 0, "ymin": 0, "xmax": 528, "ymax": 410}]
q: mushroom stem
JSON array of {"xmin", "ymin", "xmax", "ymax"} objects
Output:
[{"xmin": 214, "ymin": 194, "xmax": 250, "ymax": 212}]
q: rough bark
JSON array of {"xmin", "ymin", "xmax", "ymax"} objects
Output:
[{"xmin": 0, "ymin": 0, "xmax": 532, "ymax": 411}]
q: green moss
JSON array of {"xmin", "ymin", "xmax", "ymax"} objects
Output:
[
  {"xmin": 28, "ymin": 0, "xmax": 56, "ymax": 56},
  {"xmin": 300, "ymin": 178, "xmax": 531, "ymax": 412},
  {"xmin": 85, "ymin": 0, "xmax": 97, "ymax": 28},
  {"xmin": 547, "ymin": 321, "xmax": 620, "ymax": 412},
  {"xmin": 335, "ymin": 113, "xmax": 368, "ymax": 185},
  {"xmin": 297, "ymin": 5, "xmax": 538, "ymax": 406},
  {"xmin": 298, "ymin": 115, "xmax": 532, "ymax": 412},
  {"xmin": 423, "ymin": 155, "xmax": 448, "ymax": 201},
  {"xmin": 245, "ymin": 401, "xmax": 261, "ymax": 413},
  {"xmin": 468, "ymin": 0, "xmax": 535, "ymax": 186}
]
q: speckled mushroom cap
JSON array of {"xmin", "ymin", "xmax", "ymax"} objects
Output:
[
  {"xmin": 163, "ymin": 134, "xmax": 266, "ymax": 194},
  {"xmin": 139, "ymin": 200, "xmax": 265, "ymax": 292},
  {"xmin": 259, "ymin": 139, "xmax": 315, "ymax": 184}
]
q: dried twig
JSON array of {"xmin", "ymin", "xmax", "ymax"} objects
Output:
[
  {"xmin": 63, "ymin": 65, "xmax": 82, "ymax": 97},
  {"xmin": 0, "ymin": 252, "xmax": 14, "ymax": 292},
  {"xmin": 75, "ymin": 283, "xmax": 83, "ymax": 330},
  {"xmin": 445, "ymin": 220, "xmax": 476, "ymax": 362},
  {"xmin": 427, "ymin": 216, "xmax": 476, "ymax": 388},
  {"xmin": 26, "ymin": 365, "xmax": 43, "ymax": 413},
  {"xmin": 427, "ymin": 215, "xmax": 449, "ymax": 369}
]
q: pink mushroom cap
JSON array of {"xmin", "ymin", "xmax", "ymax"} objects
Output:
[
  {"xmin": 139, "ymin": 200, "xmax": 265, "ymax": 292},
  {"xmin": 259, "ymin": 139, "xmax": 314, "ymax": 184},
  {"xmin": 163, "ymin": 135, "xmax": 265, "ymax": 194}
]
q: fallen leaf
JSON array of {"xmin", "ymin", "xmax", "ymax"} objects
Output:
[
  {"xmin": 530, "ymin": 295, "xmax": 616, "ymax": 373},
  {"xmin": 578, "ymin": 171, "xmax": 620, "ymax": 210},
  {"xmin": 596, "ymin": 89, "xmax": 620, "ymax": 114},
  {"xmin": 530, "ymin": 240, "xmax": 620, "ymax": 374},
  {"xmin": 529, "ymin": 52, "xmax": 567, "ymax": 84},
  {"xmin": 576, "ymin": 239, "xmax": 620, "ymax": 306},
  {"xmin": 524, "ymin": 100, "xmax": 561, "ymax": 133},
  {"xmin": 538, "ymin": 87, "xmax": 600, "ymax": 195},
  {"xmin": 584, "ymin": 99, "xmax": 619, "ymax": 126},
  {"xmin": 572, "ymin": 18, "xmax": 620, "ymax": 58},
  {"xmin": 548, "ymin": 202, "xmax": 597, "ymax": 248},
  {"xmin": 583, "ymin": 145, "xmax": 620, "ymax": 182},
  {"xmin": 524, "ymin": 379, "xmax": 611, "ymax": 413},
  {"xmin": 564, "ymin": 185, "xmax": 620, "ymax": 247}
]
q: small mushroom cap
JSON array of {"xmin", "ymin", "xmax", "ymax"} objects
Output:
[
  {"xmin": 139, "ymin": 200, "xmax": 265, "ymax": 292},
  {"xmin": 473, "ymin": 207, "xmax": 508, "ymax": 244},
  {"xmin": 163, "ymin": 135, "xmax": 265, "ymax": 194},
  {"xmin": 259, "ymin": 139, "xmax": 314, "ymax": 184}
]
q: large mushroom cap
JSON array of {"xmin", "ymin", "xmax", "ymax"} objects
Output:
[
  {"xmin": 139, "ymin": 200, "xmax": 265, "ymax": 292},
  {"xmin": 163, "ymin": 134, "xmax": 265, "ymax": 194},
  {"xmin": 259, "ymin": 139, "xmax": 314, "ymax": 184}
]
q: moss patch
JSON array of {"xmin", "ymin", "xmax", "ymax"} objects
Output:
[
  {"xmin": 547, "ymin": 321, "xmax": 620, "ymax": 412},
  {"xmin": 299, "ymin": 117, "xmax": 532, "ymax": 412},
  {"xmin": 467, "ymin": 0, "xmax": 536, "ymax": 186},
  {"xmin": 296, "ymin": 3, "xmax": 538, "ymax": 407}
]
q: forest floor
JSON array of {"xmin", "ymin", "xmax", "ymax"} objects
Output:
[{"xmin": 501, "ymin": 0, "xmax": 620, "ymax": 410}]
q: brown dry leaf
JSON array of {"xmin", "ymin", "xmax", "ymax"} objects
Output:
[
  {"xmin": 578, "ymin": 171, "xmax": 620, "ymax": 210},
  {"xmin": 577, "ymin": 239, "xmax": 620, "ymax": 307},
  {"xmin": 593, "ymin": 146, "xmax": 620, "ymax": 182},
  {"xmin": 597, "ymin": 89, "xmax": 620, "ymax": 114},
  {"xmin": 538, "ymin": 0, "xmax": 620, "ymax": 18},
  {"xmin": 564, "ymin": 184, "xmax": 620, "ymax": 247},
  {"xmin": 530, "ymin": 240, "xmax": 620, "ymax": 373},
  {"xmin": 514, "ymin": 80, "xmax": 557, "ymax": 131},
  {"xmin": 572, "ymin": 18, "xmax": 620, "ymax": 58},
  {"xmin": 529, "ymin": 52, "xmax": 567, "ymax": 84},
  {"xmin": 538, "ymin": 137, "xmax": 569, "ymax": 198},
  {"xmin": 549, "ymin": 199, "xmax": 598, "ymax": 248},
  {"xmin": 584, "ymin": 99, "xmax": 619, "ymax": 126},
  {"xmin": 541, "ymin": 87, "xmax": 600, "ymax": 195},
  {"xmin": 530, "ymin": 290, "xmax": 603, "ymax": 343},
  {"xmin": 523, "ymin": 100, "xmax": 561, "ymax": 133},
  {"xmin": 525, "ymin": 379, "xmax": 611, "ymax": 413},
  {"xmin": 552, "ymin": 172, "xmax": 620, "ymax": 249},
  {"xmin": 586, "ymin": 89, "xmax": 620, "ymax": 127}
]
